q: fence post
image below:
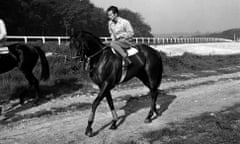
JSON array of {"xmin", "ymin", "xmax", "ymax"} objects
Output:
[
  {"xmin": 58, "ymin": 37, "xmax": 61, "ymax": 46},
  {"xmin": 42, "ymin": 37, "xmax": 45, "ymax": 44},
  {"xmin": 104, "ymin": 37, "xmax": 108, "ymax": 43},
  {"xmin": 157, "ymin": 38, "xmax": 160, "ymax": 44},
  {"xmin": 24, "ymin": 37, "xmax": 27, "ymax": 43}
]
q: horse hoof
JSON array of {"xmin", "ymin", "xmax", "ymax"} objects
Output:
[
  {"xmin": 0, "ymin": 107, "xmax": 2, "ymax": 115},
  {"xmin": 19, "ymin": 99, "xmax": 25, "ymax": 105},
  {"xmin": 34, "ymin": 101, "xmax": 40, "ymax": 106},
  {"xmin": 109, "ymin": 124, "xmax": 117, "ymax": 130},
  {"xmin": 33, "ymin": 98, "xmax": 43, "ymax": 106},
  {"xmin": 85, "ymin": 128, "xmax": 93, "ymax": 137},
  {"xmin": 144, "ymin": 118, "xmax": 152, "ymax": 123}
]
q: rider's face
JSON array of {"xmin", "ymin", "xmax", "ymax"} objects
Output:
[{"xmin": 107, "ymin": 10, "xmax": 117, "ymax": 21}]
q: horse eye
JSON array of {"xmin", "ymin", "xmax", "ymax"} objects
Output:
[
  {"xmin": 77, "ymin": 51, "xmax": 81, "ymax": 56},
  {"xmin": 73, "ymin": 41, "xmax": 79, "ymax": 48}
]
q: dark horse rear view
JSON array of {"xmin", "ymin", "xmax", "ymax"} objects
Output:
[
  {"xmin": 0, "ymin": 43, "xmax": 49, "ymax": 105},
  {"xmin": 70, "ymin": 31, "xmax": 163, "ymax": 137}
]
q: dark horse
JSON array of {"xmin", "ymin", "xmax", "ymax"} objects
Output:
[
  {"xmin": 70, "ymin": 31, "xmax": 163, "ymax": 137},
  {"xmin": 0, "ymin": 43, "xmax": 49, "ymax": 104}
]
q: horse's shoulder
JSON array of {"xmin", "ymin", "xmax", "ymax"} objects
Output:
[
  {"xmin": 7, "ymin": 43, "xmax": 31, "ymax": 54},
  {"xmin": 135, "ymin": 43, "xmax": 147, "ymax": 48},
  {"xmin": 100, "ymin": 47, "xmax": 121, "ymax": 62},
  {"xmin": 7, "ymin": 43, "xmax": 22, "ymax": 49},
  {"xmin": 103, "ymin": 46, "xmax": 115, "ymax": 55}
]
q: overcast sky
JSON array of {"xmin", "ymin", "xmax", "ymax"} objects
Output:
[{"xmin": 90, "ymin": 0, "xmax": 240, "ymax": 34}]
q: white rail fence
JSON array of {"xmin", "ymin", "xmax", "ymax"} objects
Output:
[{"xmin": 6, "ymin": 36, "xmax": 232, "ymax": 46}]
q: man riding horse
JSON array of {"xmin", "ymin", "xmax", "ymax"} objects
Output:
[{"xmin": 107, "ymin": 6, "xmax": 134, "ymax": 67}]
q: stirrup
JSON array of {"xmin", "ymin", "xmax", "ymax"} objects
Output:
[{"xmin": 123, "ymin": 58, "xmax": 132, "ymax": 67}]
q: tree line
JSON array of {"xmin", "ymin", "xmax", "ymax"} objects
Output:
[{"xmin": 0, "ymin": 0, "xmax": 153, "ymax": 37}]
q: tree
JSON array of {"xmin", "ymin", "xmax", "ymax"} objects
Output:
[
  {"xmin": 1, "ymin": 0, "xmax": 153, "ymax": 37},
  {"xmin": 0, "ymin": 0, "xmax": 33, "ymax": 35},
  {"xmin": 52, "ymin": 0, "xmax": 108, "ymax": 36},
  {"xmin": 120, "ymin": 9, "xmax": 153, "ymax": 37}
]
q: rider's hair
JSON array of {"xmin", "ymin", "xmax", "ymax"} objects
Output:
[{"xmin": 107, "ymin": 6, "xmax": 119, "ymax": 15}]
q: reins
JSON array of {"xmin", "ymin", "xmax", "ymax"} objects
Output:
[
  {"xmin": 71, "ymin": 43, "xmax": 108, "ymax": 60},
  {"xmin": 88, "ymin": 45, "xmax": 109, "ymax": 59},
  {"xmin": 83, "ymin": 45, "xmax": 109, "ymax": 71}
]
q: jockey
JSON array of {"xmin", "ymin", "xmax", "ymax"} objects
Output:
[
  {"xmin": 107, "ymin": 6, "xmax": 134, "ymax": 67},
  {"xmin": 0, "ymin": 19, "xmax": 7, "ymax": 47}
]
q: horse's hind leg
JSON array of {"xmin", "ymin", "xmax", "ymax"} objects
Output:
[
  {"xmin": 22, "ymin": 71, "xmax": 40, "ymax": 104},
  {"xmin": 137, "ymin": 73, "xmax": 155, "ymax": 122},
  {"xmin": 137, "ymin": 68, "xmax": 162, "ymax": 123},
  {"xmin": 144, "ymin": 89, "xmax": 159, "ymax": 123}
]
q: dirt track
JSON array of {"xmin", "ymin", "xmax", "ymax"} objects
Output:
[{"xmin": 1, "ymin": 70, "xmax": 240, "ymax": 144}]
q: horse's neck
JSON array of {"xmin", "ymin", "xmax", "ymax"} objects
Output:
[
  {"xmin": 84, "ymin": 35, "xmax": 106, "ymax": 64},
  {"xmin": 88, "ymin": 47, "xmax": 110, "ymax": 67},
  {"xmin": 87, "ymin": 46, "xmax": 104, "ymax": 64}
]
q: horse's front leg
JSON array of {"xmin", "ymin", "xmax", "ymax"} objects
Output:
[
  {"xmin": 105, "ymin": 91, "xmax": 118, "ymax": 129},
  {"xmin": 85, "ymin": 82, "xmax": 109, "ymax": 137}
]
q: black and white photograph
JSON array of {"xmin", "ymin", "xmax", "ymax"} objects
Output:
[{"xmin": 1, "ymin": 0, "xmax": 240, "ymax": 143}]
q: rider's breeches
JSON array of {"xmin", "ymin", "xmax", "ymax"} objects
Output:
[{"xmin": 110, "ymin": 40, "xmax": 131, "ymax": 57}]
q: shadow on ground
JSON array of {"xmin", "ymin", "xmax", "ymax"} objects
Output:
[
  {"xmin": 93, "ymin": 90, "xmax": 176, "ymax": 135},
  {"xmin": 0, "ymin": 77, "xmax": 93, "ymax": 124}
]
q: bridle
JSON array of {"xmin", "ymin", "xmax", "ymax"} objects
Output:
[
  {"xmin": 75, "ymin": 38, "xmax": 110, "ymax": 71},
  {"xmin": 88, "ymin": 45, "xmax": 109, "ymax": 59}
]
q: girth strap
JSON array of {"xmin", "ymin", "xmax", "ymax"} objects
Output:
[{"xmin": 119, "ymin": 60, "xmax": 127, "ymax": 83}]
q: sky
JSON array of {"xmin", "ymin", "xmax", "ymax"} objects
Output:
[{"xmin": 90, "ymin": 0, "xmax": 240, "ymax": 34}]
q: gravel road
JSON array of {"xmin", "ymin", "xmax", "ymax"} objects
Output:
[{"xmin": 1, "ymin": 71, "xmax": 240, "ymax": 144}]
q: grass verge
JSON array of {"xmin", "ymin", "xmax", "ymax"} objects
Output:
[{"xmin": 142, "ymin": 104, "xmax": 240, "ymax": 144}]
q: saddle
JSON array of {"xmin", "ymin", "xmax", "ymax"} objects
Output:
[
  {"xmin": 111, "ymin": 46, "xmax": 138, "ymax": 57},
  {"xmin": 0, "ymin": 47, "xmax": 9, "ymax": 54}
]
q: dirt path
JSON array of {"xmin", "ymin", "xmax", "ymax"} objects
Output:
[{"xmin": 1, "ymin": 71, "xmax": 240, "ymax": 144}]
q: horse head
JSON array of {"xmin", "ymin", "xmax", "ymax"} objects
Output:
[
  {"xmin": 69, "ymin": 30, "xmax": 104, "ymax": 61},
  {"xmin": 69, "ymin": 30, "xmax": 86, "ymax": 61}
]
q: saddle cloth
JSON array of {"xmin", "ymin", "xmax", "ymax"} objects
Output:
[
  {"xmin": 111, "ymin": 47, "xmax": 138, "ymax": 56},
  {"xmin": 0, "ymin": 47, "xmax": 9, "ymax": 54}
]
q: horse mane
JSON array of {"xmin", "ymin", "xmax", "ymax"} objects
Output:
[
  {"xmin": 82, "ymin": 31, "xmax": 113, "ymax": 58},
  {"xmin": 71, "ymin": 29, "xmax": 115, "ymax": 62},
  {"xmin": 74, "ymin": 30, "xmax": 105, "ymax": 47}
]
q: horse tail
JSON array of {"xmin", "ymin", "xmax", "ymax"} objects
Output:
[{"xmin": 35, "ymin": 46, "xmax": 50, "ymax": 81}]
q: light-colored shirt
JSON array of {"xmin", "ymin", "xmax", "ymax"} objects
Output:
[
  {"xmin": 0, "ymin": 19, "xmax": 7, "ymax": 41},
  {"xmin": 108, "ymin": 17, "xmax": 134, "ymax": 41}
]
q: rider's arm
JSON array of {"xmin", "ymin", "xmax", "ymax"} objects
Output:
[
  {"xmin": 116, "ymin": 19, "xmax": 134, "ymax": 40},
  {"xmin": 0, "ymin": 20, "xmax": 7, "ymax": 40},
  {"xmin": 108, "ymin": 21, "xmax": 116, "ymax": 41}
]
